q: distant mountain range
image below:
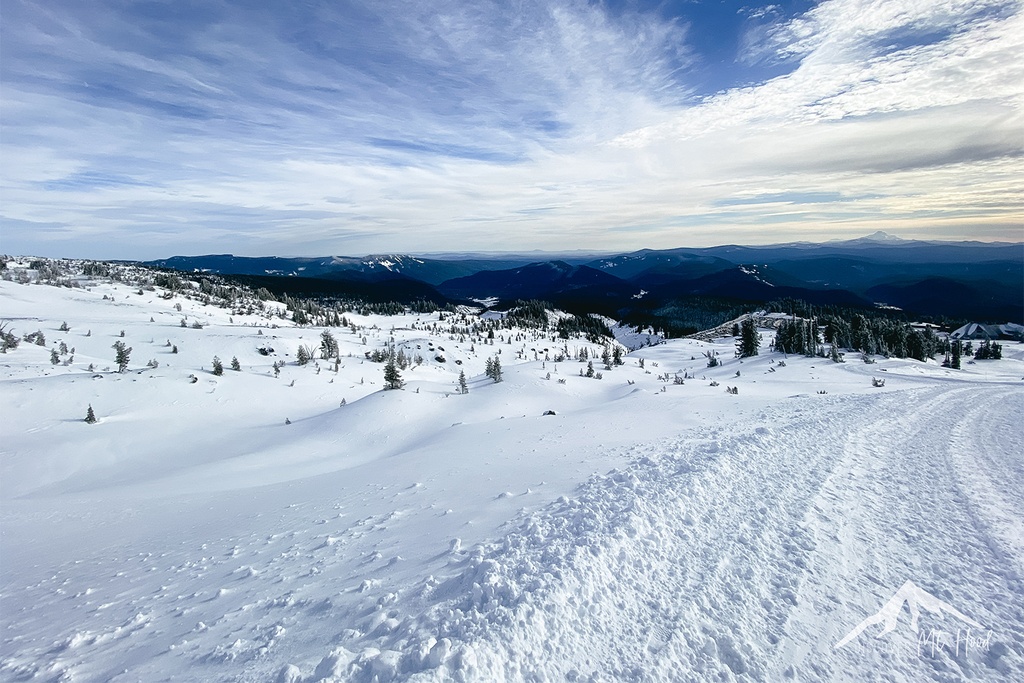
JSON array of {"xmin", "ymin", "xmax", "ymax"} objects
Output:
[{"xmin": 146, "ymin": 233, "xmax": 1024, "ymax": 322}]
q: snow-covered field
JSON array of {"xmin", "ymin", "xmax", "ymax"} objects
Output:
[{"xmin": 2, "ymin": 275, "xmax": 1022, "ymax": 682}]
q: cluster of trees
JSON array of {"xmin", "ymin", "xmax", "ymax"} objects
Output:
[
  {"xmin": 283, "ymin": 296, "xmax": 447, "ymax": 326},
  {"xmin": 484, "ymin": 356, "xmax": 503, "ymax": 383},
  {"xmin": 505, "ymin": 300, "xmax": 551, "ymax": 329},
  {"xmin": 623, "ymin": 297, "xmax": 750, "ymax": 339},
  {"xmin": 557, "ymin": 313, "xmax": 613, "ymax": 344},
  {"xmin": 367, "ymin": 345, "xmax": 422, "ymax": 369},
  {"xmin": 943, "ymin": 338, "xmax": 1002, "ymax": 368},
  {"xmin": 600, "ymin": 342, "xmax": 624, "ymax": 368},
  {"xmin": 771, "ymin": 313, "xmax": 939, "ymax": 362},
  {"xmin": 769, "ymin": 308, "xmax": 1009, "ymax": 366},
  {"xmin": 488, "ymin": 300, "xmax": 615, "ymax": 346},
  {"xmin": 972, "ymin": 339, "xmax": 1003, "ymax": 360}
]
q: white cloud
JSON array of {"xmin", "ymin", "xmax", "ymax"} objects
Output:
[{"xmin": 0, "ymin": 0, "xmax": 1021, "ymax": 258}]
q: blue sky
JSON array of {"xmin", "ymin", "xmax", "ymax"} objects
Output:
[{"xmin": 1, "ymin": 0, "xmax": 1021, "ymax": 259}]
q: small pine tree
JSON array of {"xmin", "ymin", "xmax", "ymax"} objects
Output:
[
  {"xmin": 112, "ymin": 340, "xmax": 131, "ymax": 372},
  {"xmin": 296, "ymin": 345, "xmax": 311, "ymax": 366},
  {"xmin": 50, "ymin": 348, "xmax": 60, "ymax": 365},
  {"xmin": 485, "ymin": 356, "xmax": 494, "ymax": 379},
  {"xmin": 384, "ymin": 355, "xmax": 403, "ymax": 390},
  {"xmin": 231, "ymin": 356, "xmax": 241, "ymax": 371},
  {"xmin": 491, "ymin": 356, "xmax": 502, "ymax": 383},
  {"xmin": 0, "ymin": 322, "xmax": 19, "ymax": 353},
  {"xmin": 736, "ymin": 319, "xmax": 760, "ymax": 358},
  {"xmin": 85, "ymin": 404, "xmax": 97, "ymax": 424},
  {"xmin": 212, "ymin": 356, "xmax": 224, "ymax": 375},
  {"xmin": 458, "ymin": 369, "xmax": 468, "ymax": 394},
  {"xmin": 951, "ymin": 340, "xmax": 962, "ymax": 369},
  {"xmin": 585, "ymin": 360, "xmax": 595, "ymax": 378},
  {"xmin": 320, "ymin": 330, "xmax": 338, "ymax": 359},
  {"xmin": 59, "ymin": 321, "xmax": 70, "ymax": 332}
]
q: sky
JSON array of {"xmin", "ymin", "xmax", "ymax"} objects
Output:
[{"xmin": 1, "ymin": 0, "xmax": 1022, "ymax": 260}]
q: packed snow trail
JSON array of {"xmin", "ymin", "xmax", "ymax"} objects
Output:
[{"xmin": 321, "ymin": 385, "xmax": 1023, "ymax": 682}]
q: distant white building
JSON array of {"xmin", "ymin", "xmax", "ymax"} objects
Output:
[{"xmin": 949, "ymin": 322, "xmax": 1024, "ymax": 341}]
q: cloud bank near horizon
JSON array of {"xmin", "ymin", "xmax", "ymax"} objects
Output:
[{"xmin": 1, "ymin": 0, "xmax": 1022, "ymax": 259}]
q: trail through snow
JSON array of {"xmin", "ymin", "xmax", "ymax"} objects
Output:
[{"xmin": 320, "ymin": 386, "xmax": 1022, "ymax": 682}]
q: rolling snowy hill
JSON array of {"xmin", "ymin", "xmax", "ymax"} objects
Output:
[{"xmin": 1, "ymin": 264, "xmax": 1022, "ymax": 682}]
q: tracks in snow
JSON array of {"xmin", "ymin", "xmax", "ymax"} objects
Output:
[{"xmin": 321, "ymin": 384, "xmax": 1022, "ymax": 682}]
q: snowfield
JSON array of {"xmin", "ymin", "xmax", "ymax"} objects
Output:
[{"xmin": 1, "ymin": 275, "xmax": 1022, "ymax": 682}]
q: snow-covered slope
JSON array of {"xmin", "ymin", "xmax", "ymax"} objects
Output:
[{"xmin": 1, "ymin": 274, "xmax": 1022, "ymax": 682}]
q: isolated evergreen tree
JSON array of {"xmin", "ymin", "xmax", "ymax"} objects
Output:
[
  {"xmin": 212, "ymin": 356, "xmax": 224, "ymax": 375},
  {"xmin": 320, "ymin": 330, "xmax": 338, "ymax": 359},
  {"xmin": 601, "ymin": 344, "xmax": 612, "ymax": 369},
  {"xmin": 50, "ymin": 348, "xmax": 60, "ymax": 365},
  {"xmin": 296, "ymin": 344, "xmax": 312, "ymax": 366},
  {"xmin": 612, "ymin": 345, "xmax": 623, "ymax": 366},
  {"xmin": 112, "ymin": 340, "xmax": 131, "ymax": 372},
  {"xmin": 491, "ymin": 356, "xmax": 503, "ymax": 383},
  {"xmin": 485, "ymin": 356, "xmax": 494, "ymax": 379},
  {"xmin": 231, "ymin": 356, "xmax": 241, "ymax": 371},
  {"xmin": 85, "ymin": 404, "xmax": 97, "ymax": 424},
  {"xmin": 458, "ymin": 369, "xmax": 468, "ymax": 394},
  {"xmin": 383, "ymin": 355, "xmax": 404, "ymax": 390},
  {"xmin": 736, "ymin": 319, "xmax": 760, "ymax": 358},
  {"xmin": 585, "ymin": 360, "xmax": 595, "ymax": 378}
]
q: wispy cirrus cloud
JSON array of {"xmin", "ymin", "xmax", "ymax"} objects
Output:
[{"xmin": 0, "ymin": 0, "xmax": 1020, "ymax": 259}]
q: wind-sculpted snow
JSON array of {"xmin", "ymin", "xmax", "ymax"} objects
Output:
[{"xmin": 301, "ymin": 390, "xmax": 1023, "ymax": 682}]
